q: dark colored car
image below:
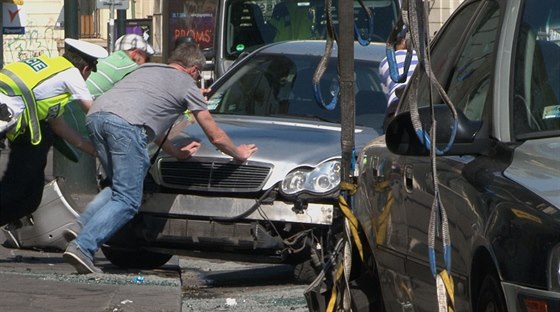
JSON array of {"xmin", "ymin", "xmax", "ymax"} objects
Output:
[
  {"xmin": 159, "ymin": 0, "xmax": 399, "ymax": 86},
  {"xmin": 101, "ymin": 40, "xmax": 389, "ymax": 283},
  {"xmin": 306, "ymin": 0, "xmax": 560, "ymax": 310},
  {"xmin": 213, "ymin": 0, "xmax": 400, "ymax": 78}
]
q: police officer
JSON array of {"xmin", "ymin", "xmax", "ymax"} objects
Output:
[{"xmin": 0, "ymin": 38, "xmax": 108, "ymax": 226}]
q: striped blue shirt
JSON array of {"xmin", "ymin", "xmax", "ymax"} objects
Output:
[{"xmin": 379, "ymin": 49, "xmax": 418, "ymax": 107}]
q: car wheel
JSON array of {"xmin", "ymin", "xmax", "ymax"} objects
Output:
[
  {"xmin": 349, "ymin": 279, "xmax": 385, "ymax": 312},
  {"xmin": 475, "ymin": 274, "xmax": 507, "ymax": 312},
  {"xmin": 101, "ymin": 245, "xmax": 172, "ymax": 270},
  {"xmin": 293, "ymin": 258, "xmax": 321, "ymax": 284},
  {"xmin": 348, "ymin": 243, "xmax": 385, "ymax": 312}
]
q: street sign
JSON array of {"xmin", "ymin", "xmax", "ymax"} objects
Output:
[
  {"xmin": 0, "ymin": 0, "xmax": 24, "ymax": 4},
  {"xmin": 2, "ymin": 2, "xmax": 26, "ymax": 34},
  {"xmin": 96, "ymin": 0, "xmax": 129, "ymax": 10}
]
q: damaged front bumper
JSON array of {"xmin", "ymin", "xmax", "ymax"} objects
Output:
[{"xmin": 140, "ymin": 192, "xmax": 335, "ymax": 225}]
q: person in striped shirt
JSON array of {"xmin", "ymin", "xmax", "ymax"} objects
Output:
[
  {"xmin": 379, "ymin": 27, "xmax": 418, "ymax": 131},
  {"xmin": 86, "ymin": 34, "xmax": 154, "ymax": 98}
]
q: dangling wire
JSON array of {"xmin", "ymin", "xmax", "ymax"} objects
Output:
[
  {"xmin": 314, "ymin": 0, "xmax": 378, "ymax": 110},
  {"xmin": 404, "ymin": 0, "xmax": 455, "ymax": 310},
  {"xmin": 312, "ymin": 0, "xmax": 338, "ymax": 110},
  {"xmin": 406, "ymin": 0, "xmax": 458, "ymax": 155},
  {"xmin": 385, "ymin": 16, "xmax": 414, "ymax": 83},
  {"xmin": 354, "ymin": 0, "xmax": 374, "ymax": 46}
]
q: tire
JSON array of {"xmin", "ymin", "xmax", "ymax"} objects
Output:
[
  {"xmin": 476, "ymin": 274, "xmax": 507, "ymax": 312},
  {"xmin": 293, "ymin": 258, "xmax": 321, "ymax": 284},
  {"xmin": 349, "ymin": 253, "xmax": 386, "ymax": 312},
  {"xmin": 350, "ymin": 280, "xmax": 384, "ymax": 312},
  {"xmin": 101, "ymin": 245, "xmax": 172, "ymax": 270}
]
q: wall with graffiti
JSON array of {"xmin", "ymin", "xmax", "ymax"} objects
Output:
[
  {"xmin": 4, "ymin": 21, "xmax": 64, "ymax": 64},
  {"xmin": 3, "ymin": 3, "xmax": 65, "ymax": 65}
]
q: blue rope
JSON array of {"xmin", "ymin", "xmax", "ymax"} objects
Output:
[
  {"xmin": 385, "ymin": 47, "xmax": 413, "ymax": 83},
  {"xmin": 414, "ymin": 119, "xmax": 458, "ymax": 155},
  {"xmin": 313, "ymin": 83, "xmax": 338, "ymax": 111},
  {"xmin": 354, "ymin": 18, "xmax": 374, "ymax": 46}
]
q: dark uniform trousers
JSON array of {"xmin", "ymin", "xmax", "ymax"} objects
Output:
[{"xmin": 0, "ymin": 121, "xmax": 53, "ymax": 226}]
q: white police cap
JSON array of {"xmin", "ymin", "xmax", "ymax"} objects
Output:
[{"xmin": 64, "ymin": 38, "xmax": 108, "ymax": 59}]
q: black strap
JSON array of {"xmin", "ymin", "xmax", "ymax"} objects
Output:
[{"xmin": 149, "ymin": 124, "xmax": 173, "ymax": 166}]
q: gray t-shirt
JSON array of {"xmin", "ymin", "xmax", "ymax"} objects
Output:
[{"xmin": 88, "ymin": 63, "xmax": 207, "ymax": 141}]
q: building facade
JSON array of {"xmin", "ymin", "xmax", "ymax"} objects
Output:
[
  {"xmin": 1, "ymin": 0, "xmax": 156, "ymax": 64},
  {"xmin": 429, "ymin": 0, "xmax": 464, "ymax": 34},
  {"xmin": 1, "ymin": 0, "xmax": 463, "ymax": 65}
]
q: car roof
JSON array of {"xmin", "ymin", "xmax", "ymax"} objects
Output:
[{"xmin": 255, "ymin": 40, "xmax": 387, "ymax": 62}]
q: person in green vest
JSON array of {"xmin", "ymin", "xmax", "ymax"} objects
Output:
[
  {"xmin": 269, "ymin": 0, "xmax": 315, "ymax": 42},
  {"xmin": 0, "ymin": 38, "xmax": 108, "ymax": 226}
]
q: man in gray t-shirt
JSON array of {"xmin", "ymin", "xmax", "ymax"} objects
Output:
[{"xmin": 62, "ymin": 43, "xmax": 258, "ymax": 274}]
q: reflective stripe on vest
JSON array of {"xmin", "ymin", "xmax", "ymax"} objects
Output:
[
  {"xmin": 0, "ymin": 69, "xmax": 41, "ymax": 144},
  {"xmin": 0, "ymin": 56, "xmax": 74, "ymax": 145},
  {"xmin": 0, "ymin": 80, "xmax": 16, "ymax": 95}
]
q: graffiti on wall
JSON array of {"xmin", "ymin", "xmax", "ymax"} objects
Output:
[{"xmin": 4, "ymin": 20, "xmax": 63, "ymax": 64}]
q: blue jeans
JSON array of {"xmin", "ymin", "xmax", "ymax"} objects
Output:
[
  {"xmin": 77, "ymin": 112, "xmax": 150, "ymax": 260},
  {"xmin": 77, "ymin": 186, "xmax": 112, "ymax": 227}
]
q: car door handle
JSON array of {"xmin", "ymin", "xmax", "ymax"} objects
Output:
[{"xmin": 404, "ymin": 164, "xmax": 413, "ymax": 193}]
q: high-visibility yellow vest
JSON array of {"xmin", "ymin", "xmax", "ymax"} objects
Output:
[{"xmin": 0, "ymin": 55, "xmax": 75, "ymax": 144}]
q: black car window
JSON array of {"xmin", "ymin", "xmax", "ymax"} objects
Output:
[
  {"xmin": 512, "ymin": 0, "xmax": 560, "ymax": 138},
  {"xmin": 445, "ymin": 1, "xmax": 500, "ymax": 122},
  {"xmin": 398, "ymin": 0, "xmax": 482, "ymax": 112},
  {"xmin": 208, "ymin": 53, "xmax": 385, "ymax": 130}
]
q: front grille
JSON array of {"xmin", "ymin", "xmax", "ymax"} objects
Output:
[{"xmin": 158, "ymin": 159, "xmax": 272, "ymax": 192}]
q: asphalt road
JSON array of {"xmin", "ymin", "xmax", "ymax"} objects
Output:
[
  {"xmin": 0, "ymin": 146, "xmax": 310, "ymax": 312},
  {"xmin": 0, "ymin": 244, "xmax": 182, "ymax": 312},
  {"xmin": 178, "ymin": 255, "xmax": 309, "ymax": 312},
  {"xmin": 0, "ymin": 244, "xmax": 309, "ymax": 312}
]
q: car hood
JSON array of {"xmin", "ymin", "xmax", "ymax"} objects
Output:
[
  {"xmin": 504, "ymin": 137, "xmax": 560, "ymax": 209},
  {"xmin": 152, "ymin": 115, "xmax": 382, "ymax": 189}
]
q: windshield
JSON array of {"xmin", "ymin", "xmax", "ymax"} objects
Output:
[
  {"xmin": 207, "ymin": 53, "xmax": 386, "ymax": 131},
  {"xmin": 223, "ymin": 0, "xmax": 399, "ymax": 59},
  {"xmin": 513, "ymin": 0, "xmax": 560, "ymax": 138}
]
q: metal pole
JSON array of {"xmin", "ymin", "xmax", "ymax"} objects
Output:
[
  {"xmin": 1, "ymin": 3, "xmax": 3, "ymax": 69},
  {"xmin": 108, "ymin": 2, "xmax": 115, "ymax": 53},
  {"xmin": 338, "ymin": 0, "xmax": 355, "ymax": 184},
  {"xmin": 162, "ymin": 0, "xmax": 170, "ymax": 63},
  {"xmin": 64, "ymin": 0, "xmax": 79, "ymax": 39},
  {"xmin": 116, "ymin": 9, "xmax": 126, "ymax": 38},
  {"xmin": 131, "ymin": 0, "xmax": 136, "ymax": 18}
]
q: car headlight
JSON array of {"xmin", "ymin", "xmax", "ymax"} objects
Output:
[
  {"xmin": 549, "ymin": 244, "xmax": 560, "ymax": 291},
  {"xmin": 281, "ymin": 160, "xmax": 341, "ymax": 195}
]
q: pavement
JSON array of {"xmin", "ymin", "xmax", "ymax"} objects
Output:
[
  {"xmin": 0, "ymin": 243, "xmax": 183, "ymax": 312},
  {"xmin": 0, "ymin": 147, "xmax": 183, "ymax": 311}
]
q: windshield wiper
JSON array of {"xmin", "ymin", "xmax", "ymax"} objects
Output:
[{"xmin": 269, "ymin": 113, "xmax": 337, "ymax": 123}]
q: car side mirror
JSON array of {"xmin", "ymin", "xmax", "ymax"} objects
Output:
[{"xmin": 385, "ymin": 104, "xmax": 488, "ymax": 156}]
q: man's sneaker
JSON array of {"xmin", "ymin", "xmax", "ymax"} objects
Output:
[
  {"xmin": 62, "ymin": 222, "xmax": 83, "ymax": 242},
  {"xmin": 63, "ymin": 241, "xmax": 102, "ymax": 274}
]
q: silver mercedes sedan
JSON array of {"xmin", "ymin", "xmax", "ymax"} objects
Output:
[{"xmin": 103, "ymin": 40, "xmax": 388, "ymax": 283}]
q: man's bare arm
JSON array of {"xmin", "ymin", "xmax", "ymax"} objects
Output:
[
  {"xmin": 48, "ymin": 117, "xmax": 96, "ymax": 156},
  {"xmin": 193, "ymin": 110, "xmax": 257, "ymax": 161}
]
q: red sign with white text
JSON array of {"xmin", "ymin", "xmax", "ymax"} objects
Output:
[{"xmin": 168, "ymin": 0, "xmax": 217, "ymax": 52}]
